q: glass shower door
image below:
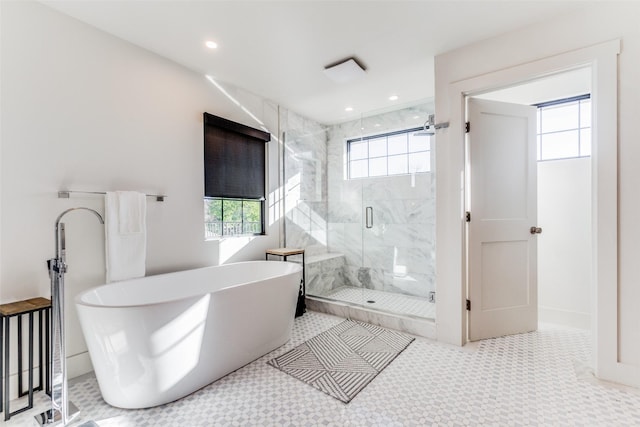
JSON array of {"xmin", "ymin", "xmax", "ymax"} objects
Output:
[
  {"xmin": 282, "ymin": 101, "xmax": 436, "ymax": 321},
  {"xmin": 357, "ymin": 119, "xmax": 435, "ymax": 319}
]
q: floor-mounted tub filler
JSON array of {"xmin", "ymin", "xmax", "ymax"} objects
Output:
[
  {"xmin": 36, "ymin": 207, "xmax": 105, "ymax": 426},
  {"xmin": 75, "ymin": 261, "xmax": 302, "ymax": 409}
]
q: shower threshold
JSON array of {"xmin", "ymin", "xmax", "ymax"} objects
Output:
[{"xmin": 306, "ymin": 286, "xmax": 436, "ymax": 339}]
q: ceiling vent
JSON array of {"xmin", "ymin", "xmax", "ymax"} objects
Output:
[{"xmin": 323, "ymin": 57, "xmax": 366, "ymax": 84}]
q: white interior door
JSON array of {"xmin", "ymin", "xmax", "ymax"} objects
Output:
[{"xmin": 467, "ymin": 98, "xmax": 538, "ymax": 341}]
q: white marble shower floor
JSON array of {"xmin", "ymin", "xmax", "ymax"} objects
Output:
[{"xmin": 316, "ymin": 286, "xmax": 435, "ymax": 319}]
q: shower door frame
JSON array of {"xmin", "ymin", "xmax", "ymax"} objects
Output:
[{"xmin": 347, "ymin": 119, "xmax": 436, "ymax": 320}]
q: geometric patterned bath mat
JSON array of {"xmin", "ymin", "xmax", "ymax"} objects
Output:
[{"xmin": 267, "ymin": 320, "xmax": 414, "ymax": 403}]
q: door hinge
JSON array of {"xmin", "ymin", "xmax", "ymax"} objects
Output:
[
  {"xmin": 466, "ymin": 299, "xmax": 471, "ymax": 311},
  {"xmin": 465, "ymin": 122, "xmax": 470, "ymax": 133},
  {"xmin": 465, "ymin": 211, "xmax": 471, "ymax": 222}
]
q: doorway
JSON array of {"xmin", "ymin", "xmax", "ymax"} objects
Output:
[
  {"xmin": 435, "ymin": 39, "xmax": 626, "ymax": 387},
  {"xmin": 467, "ymin": 68, "xmax": 592, "ymax": 341}
]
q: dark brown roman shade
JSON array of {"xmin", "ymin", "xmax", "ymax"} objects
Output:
[{"xmin": 203, "ymin": 113, "xmax": 270, "ymax": 199}]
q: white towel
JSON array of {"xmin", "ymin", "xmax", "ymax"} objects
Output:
[{"xmin": 105, "ymin": 191, "xmax": 147, "ymax": 283}]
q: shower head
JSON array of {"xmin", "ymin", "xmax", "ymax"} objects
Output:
[
  {"xmin": 413, "ymin": 126, "xmax": 435, "ymax": 137},
  {"xmin": 414, "ymin": 114, "xmax": 436, "ymax": 136}
]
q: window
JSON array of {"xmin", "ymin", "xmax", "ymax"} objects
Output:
[
  {"xmin": 347, "ymin": 128, "xmax": 431, "ymax": 179},
  {"xmin": 204, "ymin": 198, "xmax": 263, "ymax": 238},
  {"xmin": 536, "ymin": 94, "xmax": 591, "ymax": 161},
  {"xmin": 203, "ymin": 113, "xmax": 269, "ymax": 237}
]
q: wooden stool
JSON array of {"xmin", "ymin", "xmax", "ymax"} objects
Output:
[
  {"xmin": 266, "ymin": 248, "xmax": 306, "ymax": 317},
  {"xmin": 0, "ymin": 297, "xmax": 51, "ymax": 421}
]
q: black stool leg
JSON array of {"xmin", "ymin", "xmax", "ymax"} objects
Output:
[
  {"xmin": 28, "ymin": 312, "xmax": 34, "ymax": 409},
  {"xmin": 17, "ymin": 316, "xmax": 22, "ymax": 398},
  {"xmin": 37, "ymin": 310, "xmax": 43, "ymax": 392},
  {"xmin": 4, "ymin": 316, "xmax": 10, "ymax": 421},
  {"xmin": 0, "ymin": 316, "xmax": 3, "ymax": 415},
  {"xmin": 302, "ymin": 252, "xmax": 306, "ymax": 313},
  {"xmin": 45, "ymin": 307, "xmax": 50, "ymax": 396}
]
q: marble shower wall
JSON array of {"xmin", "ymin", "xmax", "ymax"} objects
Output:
[
  {"xmin": 281, "ymin": 109, "xmax": 330, "ymax": 258},
  {"xmin": 327, "ymin": 102, "xmax": 436, "ymax": 298},
  {"xmin": 282, "ymin": 101, "xmax": 436, "ymax": 300}
]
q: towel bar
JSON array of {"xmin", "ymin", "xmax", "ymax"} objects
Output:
[{"xmin": 58, "ymin": 190, "xmax": 166, "ymax": 202}]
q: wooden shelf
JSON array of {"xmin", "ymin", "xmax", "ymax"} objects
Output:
[
  {"xmin": 265, "ymin": 248, "xmax": 305, "ymax": 257},
  {"xmin": 0, "ymin": 297, "xmax": 51, "ymax": 317}
]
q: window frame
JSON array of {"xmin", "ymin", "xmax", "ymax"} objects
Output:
[
  {"xmin": 203, "ymin": 113, "xmax": 269, "ymax": 238},
  {"xmin": 534, "ymin": 94, "xmax": 591, "ymax": 162},
  {"xmin": 346, "ymin": 127, "xmax": 431, "ymax": 179},
  {"xmin": 204, "ymin": 197, "xmax": 265, "ymax": 238}
]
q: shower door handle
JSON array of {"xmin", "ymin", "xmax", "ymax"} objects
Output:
[{"xmin": 365, "ymin": 207, "xmax": 373, "ymax": 228}]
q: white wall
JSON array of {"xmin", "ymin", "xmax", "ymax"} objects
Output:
[
  {"xmin": 435, "ymin": 2, "xmax": 640, "ymax": 383},
  {"xmin": 538, "ymin": 158, "xmax": 591, "ymax": 329},
  {"xmin": 0, "ymin": 1, "xmax": 282, "ymax": 385}
]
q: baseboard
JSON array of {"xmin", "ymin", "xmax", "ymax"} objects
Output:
[
  {"xmin": 3, "ymin": 366, "xmax": 45, "ymax": 401},
  {"xmin": 3, "ymin": 352, "xmax": 93, "ymax": 401},
  {"xmin": 68, "ymin": 351, "xmax": 94, "ymax": 379},
  {"xmin": 539, "ymin": 306, "xmax": 590, "ymax": 329}
]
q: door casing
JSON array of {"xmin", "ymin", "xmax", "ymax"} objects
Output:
[{"xmin": 434, "ymin": 40, "xmax": 635, "ymax": 387}]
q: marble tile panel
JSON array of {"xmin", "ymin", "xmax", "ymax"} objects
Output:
[
  {"xmin": 364, "ymin": 223, "xmax": 433, "ymax": 249},
  {"xmin": 354, "ymin": 267, "xmax": 386, "ymax": 291},
  {"xmin": 402, "ymin": 198, "xmax": 435, "ymax": 224},
  {"xmin": 343, "ymin": 265, "xmax": 363, "ymax": 289},
  {"xmin": 361, "ymin": 173, "xmax": 433, "ymax": 202},
  {"xmin": 307, "ymin": 298, "xmax": 437, "ymax": 338},
  {"xmin": 361, "ymin": 244, "xmax": 395, "ymax": 272},
  {"xmin": 327, "ymin": 223, "xmax": 362, "ymax": 264},
  {"xmin": 304, "ymin": 244, "xmax": 328, "ymax": 258},
  {"xmin": 384, "ymin": 271, "xmax": 434, "ymax": 298},
  {"xmin": 385, "ymin": 245, "xmax": 434, "ymax": 275},
  {"xmin": 305, "ymin": 253, "xmax": 350, "ymax": 296},
  {"xmin": 309, "ymin": 287, "xmax": 436, "ymax": 325}
]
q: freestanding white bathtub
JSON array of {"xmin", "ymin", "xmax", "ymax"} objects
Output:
[{"xmin": 75, "ymin": 261, "xmax": 302, "ymax": 409}]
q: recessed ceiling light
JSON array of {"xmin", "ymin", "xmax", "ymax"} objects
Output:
[
  {"xmin": 205, "ymin": 41, "xmax": 218, "ymax": 49},
  {"xmin": 345, "ymin": 106, "xmax": 354, "ymax": 112},
  {"xmin": 389, "ymin": 95, "xmax": 399, "ymax": 101}
]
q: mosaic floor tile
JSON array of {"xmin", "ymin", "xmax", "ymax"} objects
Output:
[{"xmin": 5, "ymin": 312, "xmax": 640, "ymax": 426}]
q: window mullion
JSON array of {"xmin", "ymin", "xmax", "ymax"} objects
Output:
[
  {"xmin": 385, "ymin": 136, "xmax": 389, "ymax": 177},
  {"xmin": 221, "ymin": 199, "xmax": 225, "ymax": 237},
  {"xmin": 578, "ymin": 99, "xmax": 582, "ymax": 157}
]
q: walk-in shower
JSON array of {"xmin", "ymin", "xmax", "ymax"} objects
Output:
[{"xmin": 280, "ymin": 100, "xmax": 436, "ymax": 333}]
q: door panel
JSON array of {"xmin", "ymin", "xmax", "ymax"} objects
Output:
[
  {"xmin": 481, "ymin": 240, "xmax": 530, "ymax": 310},
  {"xmin": 467, "ymin": 98, "xmax": 538, "ymax": 341},
  {"xmin": 479, "ymin": 114, "xmax": 529, "ymax": 219}
]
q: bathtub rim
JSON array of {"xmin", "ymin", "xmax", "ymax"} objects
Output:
[{"xmin": 75, "ymin": 260, "xmax": 302, "ymax": 309}]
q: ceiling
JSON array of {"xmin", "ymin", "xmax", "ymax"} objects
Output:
[{"xmin": 41, "ymin": 1, "xmax": 588, "ymax": 125}]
